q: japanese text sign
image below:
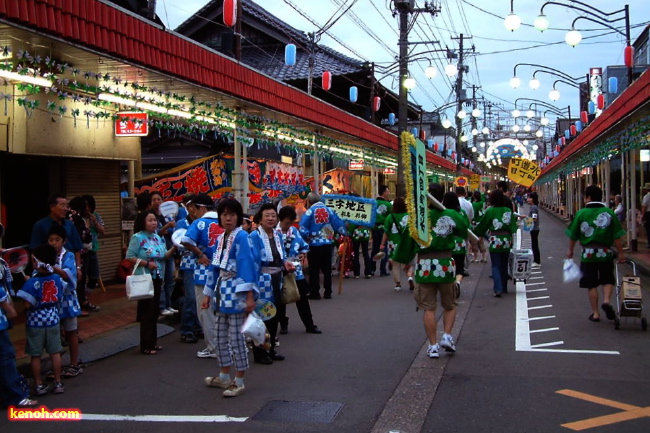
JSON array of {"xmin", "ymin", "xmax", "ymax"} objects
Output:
[
  {"xmin": 115, "ymin": 112, "xmax": 149, "ymax": 137},
  {"xmin": 411, "ymin": 139, "xmax": 430, "ymax": 246},
  {"xmin": 507, "ymin": 158, "xmax": 541, "ymax": 187},
  {"xmin": 349, "ymin": 159, "xmax": 364, "ymax": 170},
  {"xmin": 323, "ymin": 194, "xmax": 377, "ymax": 227},
  {"xmin": 469, "ymin": 174, "xmax": 481, "ymax": 192}
]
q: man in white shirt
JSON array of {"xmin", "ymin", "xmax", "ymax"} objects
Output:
[{"xmin": 456, "ymin": 187, "xmax": 474, "ymax": 277}]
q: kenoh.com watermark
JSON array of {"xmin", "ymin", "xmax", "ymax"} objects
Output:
[{"xmin": 8, "ymin": 406, "xmax": 82, "ymax": 421}]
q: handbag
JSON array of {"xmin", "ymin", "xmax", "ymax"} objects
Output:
[
  {"xmin": 125, "ymin": 259, "xmax": 154, "ymax": 301},
  {"xmin": 281, "ymin": 272, "xmax": 300, "ymax": 304}
]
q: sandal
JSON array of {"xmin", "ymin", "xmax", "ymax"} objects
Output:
[
  {"xmin": 17, "ymin": 398, "xmax": 39, "ymax": 407},
  {"xmin": 154, "ymin": 346, "xmax": 163, "ymax": 351},
  {"xmin": 141, "ymin": 349, "xmax": 158, "ymax": 355},
  {"xmin": 588, "ymin": 314, "xmax": 600, "ymax": 322}
]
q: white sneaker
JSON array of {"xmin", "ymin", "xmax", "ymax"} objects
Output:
[
  {"xmin": 440, "ymin": 334, "xmax": 456, "ymax": 352},
  {"xmin": 168, "ymin": 307, "xmax": 179, "ymax": 313},
  {"xmin": 160, "ymin": 308, "xmax": 174, "ymax": 316},
  {"xmin": 223, "ymin": 382, "xmax": 245, "ymax": 397},
  {"xmin": 394, "ymin": 285, "xmax": 402, "ymax": 292},
  {"xmin": 204, "ymin": 376, "xmax": 231, "ymax": 389},
  {"xmin": 427, "ymin": 344, "xmax": 440, "ymax": 358},
  {"xmin": 197, "ymin": 348, "xmax": 218, "ymax": 358}
]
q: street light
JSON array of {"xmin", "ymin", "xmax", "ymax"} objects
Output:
[
  {"xmin": 425, "ymin": 64, "xmax": 438, "ymax": 79},
  {"xmin": 404, "ymin": 75, "xmax": 416, "ymax": 90},
  {"xmin": 504, "ymin": 0, "xmax": 521, "ymax": 31},
  {"xmin": 534, "ymin": 14, "xmax": 550, "ymax": 32},
  {"xmin": 445, "ymin": 63, "xmax": 458, "ymax": 76}
]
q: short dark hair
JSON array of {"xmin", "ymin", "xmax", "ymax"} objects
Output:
[
  {"xmin": 149, "ymin": 191, "xmax": 163, "ymax": 202},
  {"xmin": 428, "ymin": 182, "xmax": 444, "ymax": 202},
  {"xmin": 584, "ymin": 185, "xmax": 603, "ymax": 202},
  {"xmin": 455, "ymin": 187, "xmax": 466, "ymax": 196},
  {"xmin": 136, "ymin": 191, "xmax": 151, "ymax": 212},
  {"xmin": 255, "ymin": 203, "xmax": 278, "ymax": 223},
  {"xmin": 472, "ymin": 191, "xmax": 482, "ymax": 201},
  {"xmin": 216, "ymin": 198, "xmax": 243, "ymax": 227},
  {"xmin": 47, "ymin": 224, "xmax": 67, "ymax": 240},
  {"xmin": 47, "ymin": 193, "xmax": 66, "ymax": 208},
  {"xmin": 378, "ymin": 185, "xmax": 388, "ymax": 196},
  {"xmin": 134, "ymin": 210, "xmax": 156, "ymax": 233},
  {"xmin": 497, "ymin": 181, "xmax": 509, "ymax": 192},
  {"xmin": 191, "ymin": 193, "xmax": 214, "ymax": 209},
  {"xmin": 529, "ymin": 192, "xmax": 539, "ymax": 205},
  {"xmin": 82, "ymin": 195, "xmax": 96, "ymax": 212},
  {"xmin": 442, "ymin": 191, "xmax": 461, "ymax": 211},
  {"xmin": 392, "ymin": 196, "xmax": 407, "ymax": 213},
  {"xmin": 278, "ymin": 205, "xmax": 297, "ymax": 222},
  {"xmin": 32, "ymin": 244, "xmax": 57, "ymax": 267},
  {"xmin": 489, "ymin": 189, "xmax": 506, "ymax": 208},
  {"xmin": 69, "ymin": 196, "xmax": 87, "ymax": 215}
]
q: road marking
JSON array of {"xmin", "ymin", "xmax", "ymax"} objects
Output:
[
  {"xmin": 529, "ymin": 276, "xmax": 544, "ymax": 280},
  {"xmin": 557, "ymin": 389, "xmax": 650, "ymax": 430},
  {"xmin": 530, "ymin": 341, "xmax": 564, "ymax": 348},
  {"xmin": 524, "ymin": 315, "xmax": 556, "ymax": 321},
  {"xmin": 81, "ymin": 414, "xmax": 248, "ymax": 423},
  {"xmin": 527, "ymin": 296, "xmax": 550, "ymax": 301},
  {"xmin": 530, "ymin": 327, "xmax": 559, "ymax": 333},
  {"xmin": 526, "ymin": 288, "xmax": 547, "ymax": 292},
  {"xmin": 525, "ymin": 282, "xmax": 546, "ymax": 286}
]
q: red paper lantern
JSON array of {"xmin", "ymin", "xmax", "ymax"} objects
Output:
[
  {"xmin": 570, "ymin": 124, "xmax": 577, "ymax": 136},
  {"xmin": 597, "ymin": 94, "xmax": 605, "ymax": 110},
  {"xmin": 372, "ymin": 96, "xmax": 381, "ymax": 112},
  {"xmin": 419, "ymin": 129, "xmax": 426, "ymax": 140},
  {"xmin": 580, "ymin": 111, "xmax": 588, "ymax": 123},
  {"xmin": 624, "ymin": 45, "xmax": 634, "ymax": 68},
  {"xmin": 322, "ymin": 71, "xmax": 332, "ymax": 91},
  {"xmin": 223, "ymin": 0, "xmax": 237, "ymax": 27},
  {"xmin": 561, "ymin": 137, "xmax": 566, "ymax": 146},
  {"xmin": 452, "ymin": 152, "xmax": 456, "ymax": 160},
  {"xmin": 433, "ymin": 143, "xmax": 439, "ymax": 152},
  {"xmin": 556, "ymin": 145, "xmax": 560, "ymax": 153}
]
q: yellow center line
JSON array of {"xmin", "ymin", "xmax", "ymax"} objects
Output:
[
  {"xmin": 556, "ymin": 389, "xmax": 641, "ymax": 411},
  {"xmin": 562, "ymin": 407, "xmax": 650, "ymax": 431}
]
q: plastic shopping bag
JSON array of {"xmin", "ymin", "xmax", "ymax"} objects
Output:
[
  {"xmin": 241, "ymin": 312, "xmax": 267, "ymax": 346},
  {"xmin": 563, "ymin": 259, "xmax": 582, "ymax": 283}
]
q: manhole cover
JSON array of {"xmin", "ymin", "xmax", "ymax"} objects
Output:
[{"xmin": 252, "ymin": 400, "xmax": 344, "ymax": 424}]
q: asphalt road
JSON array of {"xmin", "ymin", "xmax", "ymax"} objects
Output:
[{"xmin": 3, "ymin": 206, "xmax": 649, "ymax": 433}]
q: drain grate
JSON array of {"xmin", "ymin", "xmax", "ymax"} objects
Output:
[{"xmin": 252, "ymin": 400, "xmax": 344, "ymax": 424}]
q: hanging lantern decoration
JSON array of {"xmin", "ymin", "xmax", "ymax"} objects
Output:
[
  {"xmin": 388, "ymin": 112, "xmax": 395, "ymax": 126},
  {"xmin": 561, "ymin": 137, "xmax": 566, "ymax": 146},
  {"xmin": 447, "ymin": 149, "xmax": 452, "ymax": 157},
  {"xmin": 597, "ymin": 94, "xmax": 605, "ymax": 110},
  {"xmin": 608, "ymin": 76, "xmax": 618, "ymax": 94},
  {"xmin": 285, "ymin": 44, "xmax": 296, "ymax": 66},
  {"xmin": 570, "ymin": 124, "xmax": 577, "ymax": 136},
  {"xmin": 580, "ymin": 111, "xmax": 588, "ymax": 123},
  {"xmin": 420, "ymin": 129, "xmax": 427, "ymax": 141},
  {"xmin": 322, "ymin": 70, "xmax": 332, "ymax": 91},
  {"xmin": 588, "ymin": 100, "xmax": 596, "ymax": 114},
  {"xmin": 564, "ymin": 129, "xmax": 570, "ymax": 139},
  {"xmin": 223, "ymin": 0, "xmax": 237, "ymax": 27},
  {"xmin": 427, "ymin": 138, "xmax": 434, "ymax": 149},
  {"xmin": 575, "ymin": 120, "xmax": 583, "ymax": 132},
  {"xmin": 624, "ymin": 45, "xmax": 634, "ymax": 68},
  {"xmin": 434, "ymin": 143, "xmax": 439, "ymax": 152},
  {"xmin": 349, "ymin": 86, "xmax": 358, "ymax": 103},
  {"xmin": 372, "ymin": 96, "xmax": 381, "ymax": 112},
  {"xmin": 555, "ymin": 145, "xmax": 561, "ymax": 153},
  {"xmin": 452, "ymin": 152, "xmax": 456, "ymax": 160},
  {"xmin": 410, "ymin": 127, "xmax": 418, "ymax": 137}
]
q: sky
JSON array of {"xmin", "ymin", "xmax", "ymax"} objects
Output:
[{"xmin": 156, "ymin": 0, "xmax": 649, "ymax": 135}]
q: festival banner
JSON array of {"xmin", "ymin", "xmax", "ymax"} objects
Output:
[
  {"xmin": 402, "ymin": 133, "xmax": 430, "ymax": 247},
  {"xmin": 454, "ymin": 176, "xmax": 469, "ymax": 188},
  {"xmin": 469, "ymin": 174, "xmax": 481, "ymax": 192},
  {"xmin": 507, "ymin": 158, "xmax": 541, "ymax": 187},
  {"xmin": 323, "ymin": 194, "xmax": 377, "ymax": 227}
]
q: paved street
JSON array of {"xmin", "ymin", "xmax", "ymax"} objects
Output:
[{"xmin": 3, "ymin": 206, "xmax": 650, "ymax": 433}]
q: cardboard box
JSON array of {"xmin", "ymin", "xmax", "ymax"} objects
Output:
[{"xmin": 621, "ymin": 276, "xmax": 642, "ymax": 300}]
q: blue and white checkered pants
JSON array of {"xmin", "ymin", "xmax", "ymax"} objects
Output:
[{"xmin": 215, "ymin": 312, "xmax": 249, "ymax": 371}]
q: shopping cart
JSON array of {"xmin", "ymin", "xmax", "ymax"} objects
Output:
[{"xmin": 614, "ymin": 261, "xmax": 647, "ymax": 331}]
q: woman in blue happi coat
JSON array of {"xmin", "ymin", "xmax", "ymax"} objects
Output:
[{"xmin": 249, "ymin": 203, "xmax": 295, "ymax": 364}]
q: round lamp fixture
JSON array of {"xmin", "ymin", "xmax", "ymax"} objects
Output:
[
  {"xmin": 529, "ymin": 78, "xmax": 541, "ymax": 90},
  {"xmin": 472, "ymin": 108, "xmax": 481, "ymax": 118},
  {"xmin": 549, "ymin": 89, "xmax": 560, "ymax": 101},
  {"xmin": 524, "ymin": 124, "xmax": 532, "ymax": 132},
  {"xmin": 533, "ymin": 144, "xmax": 539, "ymax": 150},
  {"xmin": 404, "ymin": 77, "xmax": 416, "ymax": 90},
  {"xmin": 535, "ymin": 130, "xmax": 543, "ymax": 138},
  {"xmin": 442, "ymin": 118, "xmax": 452, "ymax": 129},
  {"xmin": 480, "ymin": 142, "xmax": 486, "ymax": 148},
  {"xmin": 457, "ymin": 110, "xmax": 467, "ymax": 119},
  {"xmin": 512, "ymin": 109, "xmax": 521, "ymax": 118},
  {"xmin": 482, "ymin": 127, "xmax": 489, "ymax": 135},
  {"xmin": 504, "ymin": 13, "xmax": 522, "ymax": 31},
  {"xmin": 471, "ymin": 128, "xmax": 479, "ymax": 136},
  {"xmin": 425, "ymin": 65, "xmax": 438, "ymax": 79},
  {"xmin": 510, "ymin": 76, "xmax": 521, "ymax": 89},
  {"xmin": 526, "ymin": 110, "xmax": 535, "ymax": 119},
  {"xmin": 523, "ymin": 140, "xmax": 529, "ymax": 146},
  {"xmin": 565, "ymin": 29, "xmax": 582, "ymax": 47},
  {"xmin": 512, "ymin": 124, "xmax": 520, "ymax": 132},
  {"xmin": 534, "ymin": 14, "xmax": 550, "ymax": 32},
  {"xmin": 445, "ymin": 64, "xmax": 458, "ymax": 76},
  {"xmin": 461, "ymin": 135, "xmax": 468, "ymax": 142},
  {"xmin": 540, "ymin": 117, "xmax": 549, "ymax": 126},
  {"xmin": 471, "ymin": 146, "xmax": 477, "ymax": 153}
]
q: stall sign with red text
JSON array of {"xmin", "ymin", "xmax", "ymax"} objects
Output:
[{"xmin": 115, "ymin": 112, "xmax": 149, "ymax": 137}]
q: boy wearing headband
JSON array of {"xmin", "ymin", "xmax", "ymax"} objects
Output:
[{"xmin": 17, "ymin": 244, "xmax": 66, "ymax": 395}]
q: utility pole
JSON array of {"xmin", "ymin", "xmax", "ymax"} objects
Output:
[
  {"xmin": 452, "ymin": 34, "xmax": 466, "ymax": 172},
  {"xmin": 307, "ymin": 32, "xmax": 315, "ymax": 95},
  {"xmin": 470, "ymin": 85, "xmax": 479, "ymax": 154}
]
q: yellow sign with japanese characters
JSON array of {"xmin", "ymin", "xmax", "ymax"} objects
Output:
[{"xmin": 507, "ymin": 158, "xmax": 541, "ymax": 187}]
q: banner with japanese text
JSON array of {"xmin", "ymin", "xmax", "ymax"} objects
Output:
[
  {"xmin": 469, "ymin": 174, "xmax": 481, "ymax": 192},
  {"xmin": 323, "ymin": 194, "xmax": 377, "ymax": 227},
  {"xmin": 507, "ymin": 158, "xmax": 541, "ymax": 187}
]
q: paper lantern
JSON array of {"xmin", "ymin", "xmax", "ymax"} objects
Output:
[
  {"xmin": 575, "ymin": 120, "xmax": 583, "ymax": 132},
  {"xmin": 555, "ymin": 145, "xmax": 560, "ymax": 153},
  {"xmin": 452, "ymin": 152, "xmax": 456, "ymax": 160},
  {"xmin": 624, "ymin": 45, "xmax": 634, "ymax": 68},
  {"xmin": 588, "ymin": 100, "xmax": 596, "ymax": 114},
  {"xmin": 608, "ymin": 77, "xmax": 618, "ymax": 94},
  {"xmin": 223, "ymin": 0, "xmax": 237, "ymax": 27},
  {"xmin": 570, "ymin": 125, "xmax": 577, "ymax": 136},
  {"xmin": 322, "ymin": 71, "xmax": 332, "ymax": 91},
  {"xmin": 433, "ymin": 143, "xmax": 439, "ymax": 152},
  {"xmin": 285, "ymin": 44, "xmax": 296, "ymax": 66},
  {"xmin": 427, "ymin": 138, "xmax": 434, "ymax": 149},
  {"xmin": 597, "ymin": 94, "xmax": 605, "ymax": 110},
  {"xmin": 410, "ymin": 127, "xmax": 418, "ymax": 136},
  {"xmin": 372, "ymin": 96, "xmax": 381, "ymax": 112},
  {"xmin": 349, "ymin": 86, "xmax": 358, "ymax": 103},
  {"xmin": 388, "ymin": 112, "xmax": 395, "ymax": 126},
  {"xmin": 561, "ymin": 137, "xmax": 566, "ymax": 146},
  {"xmin": 580, "ymin": 111, "xmax": 588, "ymax": 123},
  {"xmin": 420, "ymin": 129, "xmax": 427, "ymax": 141},
  {"xmin": 447, "ymin": 149, "xmax": 452, "ymax": 157},
  {"xmin": 565, "ymin": 129, "xmax": 570, "ymax": 139}
]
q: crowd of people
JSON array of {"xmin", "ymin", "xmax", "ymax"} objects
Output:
[{"xmin": 0, "ymin": 180, "xmax": 628, "ymax": 406}]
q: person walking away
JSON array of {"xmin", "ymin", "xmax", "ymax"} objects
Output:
[
  {"xmin": 17, "ymin": 244, "xmax": 65, "ymax": 395},
  {"xmin": 370, "ymin": 185, "xmax": 392, "ymax": 277},
  {"xmin": 125, "ymin": 211, "xmax": 177, "ymax": 354},
  {"xmin": 299, "ymin": 193, "xmax": 347, "ymax": 299},
  {"xmin": 378, "ymin": 197, "xmax": 412, "ymax": 292},
  {"xmin": 277, "ymin": 206, "xmax": 321, "ymax": 334},
  {"xmin": 201, "ymin": 198, "xmax": 258, "ymax": 397},
  {"xmin": 181, "ymin": 193, "xmax": 223, "ymax": 358},
  {"xmin": 528, "ymin": 192, "xmax": 541, "ymax": 266},
  {"xmin": 442, "ymin": 192, "xmax": 470, "ymax": 297},
  {"xmin": 48, "ymin": 225, "xmax": 83, "ymax": 378},
  {"xmin": 348, "ymin": 222, "xmax": 372, "ymax": 279},
  {"xmin": 455, "ymin": 187, "xmax": 474, "ymax": 273},
  {"xmin": 473, "ymin": 189, "xmax": 518, "ymax": 297},
  {"xmin": 497, "ymin": 180, "xmax": 516, "ymax": 213},
  {"xmin": 566, "ymin": 185, "xmax": 626, "ymax": 322},
  {"xmin": 470, "ymin": 190, "xmax": 488, "ymax": 262}
]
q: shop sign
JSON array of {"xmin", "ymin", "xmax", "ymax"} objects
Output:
[
  {"xmin": 115, "ymin": 112, "xmax": 149, "ymax": 137},
  {"xmin": 383, "ymin": 167, "xmax": 396, "ymax": 175},
  {"xmin": 323, "ymin": 194, "xmax": 377, "ymax": 227},
  {"xmin": 349, "ymin": 159, "xmax": 364, "ymax": 170}
]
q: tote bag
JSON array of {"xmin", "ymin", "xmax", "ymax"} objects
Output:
[
  {"xmin": 126, "ymin": 259, "xmax": 154, "ymax": 301},
  {"xmin": 281, "ymin": 273, "xmax": 300, "ymax": 304}
]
